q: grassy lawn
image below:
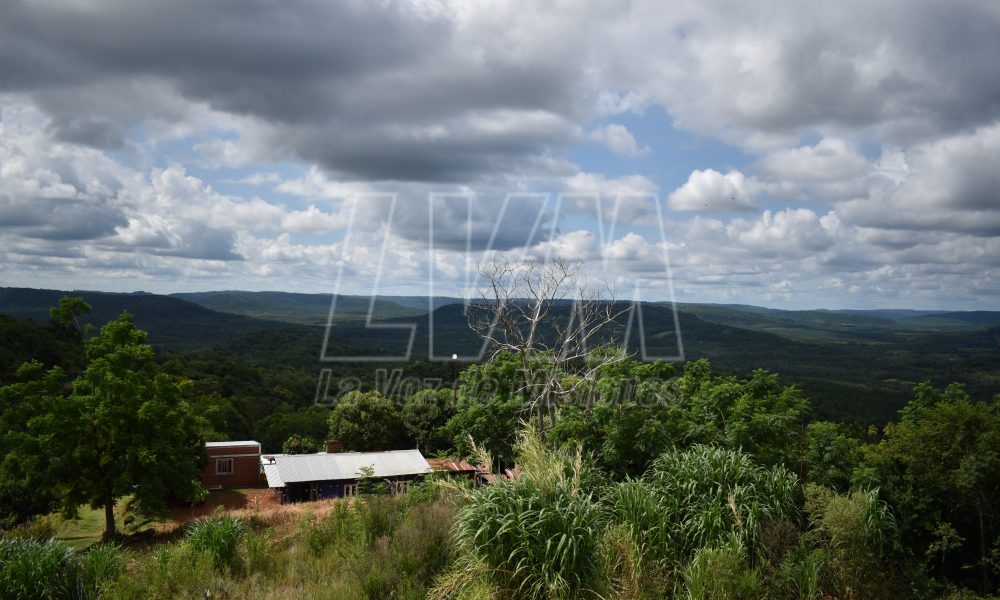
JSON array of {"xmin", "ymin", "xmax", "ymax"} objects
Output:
[
  {"xmin": 52, "ymin": 504, "xmax": 125, "ymax": 549},
  {"xmin": 51, "ymin": 488, "xmax": 273, "ymax": 549}
]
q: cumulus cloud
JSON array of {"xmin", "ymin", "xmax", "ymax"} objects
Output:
[
  {"xmin": 668, "ymin": 169, "xmax": 756, "ymax": 211},
  {"xmin": 836, "ymin": 122, "xmax": 1000, "ymax": 236},
  {"xmin": 588, "ymin": 124, "xmax": 650, "ymax": 157}
]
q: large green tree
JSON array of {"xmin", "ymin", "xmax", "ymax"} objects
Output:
[
  {"xmin": 327, "ymin": 390, "xmax": 407, "ymax": 451},
  {"xmin": 401, "ymin": 388, "xmax": 456, "ymax": 454},
  {"xmin": 858, "ymin": 382, "xmax": 1000, "ymax": 593},
  {"xmin": 42, "ymin": 312, "xmax": 206, "ymax": 539},
  {"xmin": 0, "ymin": 361, "xmax": 67, "ymax": 526}
]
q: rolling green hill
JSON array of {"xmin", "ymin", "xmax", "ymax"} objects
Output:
[
  {"xmin": 0, "ymin": 287, "xmax": 303, "ymax": 351},
  {"xmin": 170, "ymin": 290, "xmax": 426, "ymax": 325},
  {"xmin": 3, "ymin": 287, "xmax": 997, "ymax": 424}
]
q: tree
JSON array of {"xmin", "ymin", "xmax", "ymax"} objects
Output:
[
  {"xmin": 0, "ymin": 361, "xmax": 67, "ymax": 526},
  {"xmin": 859, "ymin": 382, "xmax": 1000, "ymax": 593},
  {"xmin": 282, "ymin": 434, "xmax": 321, "ymax": 454},
  {"xmin": 401, "ymin": 388, "xmax": 456, "ymax": 454},
  {"xmin": 48, "ymin": 296, "xmax": 91, "ymax": 339},
  {"xmin": 803, "ymin": 421, "xmax": 861, "ymax": 491},
  {"xmin": 468, "ymin": 254, "xmax": 630, "ymax": 432},
  {"xmin": 42, "ymin": 312, "xmax": 206, "ymax": 539},
  {"xmin": 327, "ymin": 390, "xmax": 407, "ymax": 452}
]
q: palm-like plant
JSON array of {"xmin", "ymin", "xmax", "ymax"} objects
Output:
[
  {"xmin": 607, "ymin": 445, "xmax": 798, "ymax": 571},
  {"xmin": 433, "ymin": 425, "xmax": 606, "ymax": 599}
]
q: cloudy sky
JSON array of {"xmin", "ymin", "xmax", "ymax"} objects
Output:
[{"xmin": 1, "ymin": 0, "xmax": 999, "ymax": 309}]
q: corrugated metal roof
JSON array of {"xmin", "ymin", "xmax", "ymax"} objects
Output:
[
  {"xmin": 265, "ymin": 449, "xmax": 431, "ymax": 486},
  {"xmin": 206, "ymin": 440, "xmax": 260, "ymax": 448},
  {"xmin": 262, "ymin": 463, "xmax": 284, "ymax": 487}
]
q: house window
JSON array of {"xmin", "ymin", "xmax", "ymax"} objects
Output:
[
  {"xmin": 216, "ymin": 458, "xmax": 234, "ymax": 475},
  {"xmin": 343, "ymin": 484, "xmax": 357, "ymax": 497}
]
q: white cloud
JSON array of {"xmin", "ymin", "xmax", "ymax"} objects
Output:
[
  {"xmin": 668, "ymin": 169, "xmax": 756, "ymax": 211},
  {"xmin": 588, "ymin": 123, "xmax": 650, "ymax": 157}
]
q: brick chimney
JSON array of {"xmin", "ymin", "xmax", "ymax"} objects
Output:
[{"xmin": 325, "ymin": 439, "xmax": 343, "ymax": 453}]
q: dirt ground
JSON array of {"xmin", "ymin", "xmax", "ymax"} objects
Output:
[{"xmin": 157, "ymin": 487, "xmax": 346, "ymax": 539}]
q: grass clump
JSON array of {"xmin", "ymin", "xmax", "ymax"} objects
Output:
[
  {"xmin": 0, "ymin": 537, "xmax": 74, "ymax": 600},
  {"xmin": 186, "ymin": 514, "xmax": 247, "ymax": 574}
]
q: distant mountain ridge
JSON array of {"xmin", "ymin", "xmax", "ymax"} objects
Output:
[
  {"xmin": 170, "ymin": 290, "xmax": 428, "ymax": 325},
  {"xmin": 0, "ymin": 287, "xmax": 302, "ymax": 351},
  {"xmin": 1, "ymin": 286, "xmax": 997, "ymax": 424}
]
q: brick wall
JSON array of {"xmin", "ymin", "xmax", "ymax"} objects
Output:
[{"xmin": 200, "ymin": 444, "xmax": 261, "ymax": 488}]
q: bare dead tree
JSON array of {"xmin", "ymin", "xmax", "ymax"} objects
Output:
[{"xmin": 467, "ymin": 253, "xmax": 633, "ymax": 432}]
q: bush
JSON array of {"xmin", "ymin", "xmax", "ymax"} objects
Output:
[
  {"xmin": 608, "ymin": 445, "xmax": 799, "ymax": 569},
  {"xmin": 359, "ymin": 495, "xmax": 404, "ymax": 544},
  {"xmin": 680, "ymin": 539, "xmax": 763, "ymax": 600},
  {"xmin": 186, "ymin": 515, "xmax": 246, "ymax": 574},
  {"xmin": 802, "ymin": 484, "xmax": 899, "ymax": 599},
  {"xmin": 1, "ymin": 516, "xmax": 56, "ymax": 541},
  {"xmin": 454, "ymin": 478, "xmax": 605, "ymax": 599},
  {"xmin": 0, "ymin": 537, "xmax": 74, "ymax": 600},
  {"xmin": 75, "ymin": 543, "xmax": 125, "ymax": 600}
]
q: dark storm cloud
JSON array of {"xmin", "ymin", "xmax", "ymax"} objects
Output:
[
  {"xmin": 0, "ymin": 194, "xmax": 125, "ymax": 240},
  {"xmin": 0, "ymin": 0, "xmax": 586, "ymax": 181}
]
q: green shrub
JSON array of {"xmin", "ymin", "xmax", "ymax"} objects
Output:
[
  {"xmin": 454, "ymin": 478, "xmax": 605, "ymax": 599},
  {"xmin": 777, "ymin": 546, "xmax": 827, "ymax": 600},
  {"xmin": 608, "ymin": 445, "xmax": 798, "ymax": 569},
  {"xmin": 0, "ymin": 537, "xmax": 74, "ymax": 600},
  {"xmin": 2, "ymin": 516, "xmax": 56, "ymax": 541},
  {"xmin": 75, "ymin": 543, "xmax": 125, "ymax": 600},
  {"xmin": 243, "ymin": 528, "xmax": 274, "ymax": 575},
  {"xmin": 186, "ymin": 515, "xmax": 246, "ymax": 574},
  {"xmin": 301, "ymin": 502, "xmax": 363, "ymax": 556},
  {"xmin": 803, "ymin": 484, "xmax": 898, "ymax": 599},
  {"xmin": 680, "ymin": 539, "xmax": 763, "ymax": 600},
  {"xmin": 359, "ymin": 496, "xmax": 404, "ymax": 544}
]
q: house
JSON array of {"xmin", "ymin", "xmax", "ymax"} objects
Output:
[
  {"xmin": 426, "ymin": 457, "xmax": 484, "ymax": 485},
  {"xmin": 201, "ymin": 441, "xmax": 262, "ymax": 489},
  {"xmin": 261, "ymin": 449, "xmax": 432, "ymax": 503}
]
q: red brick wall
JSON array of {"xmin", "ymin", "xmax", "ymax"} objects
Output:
[{"xmin": 200, "ymin": 445, "xmax": 261, "ymax": 488}]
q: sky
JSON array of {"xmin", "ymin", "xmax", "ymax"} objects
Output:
[{"xmin": 1, "ymin": 0, "xmax": 999, "ymax": 310}]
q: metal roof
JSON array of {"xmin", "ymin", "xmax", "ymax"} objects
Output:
[
  {"xmin": 264, "ymin": 449, "xmax": 432, "ymax": 487},
  {"xmin": 262, "ymin": 463, "xmax": 284, "ymax": 488},
  {"xmin": 205, "ymin": 440, "xmax": 260, "ymax": 448}
]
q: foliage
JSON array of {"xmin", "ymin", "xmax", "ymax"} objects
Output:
[
  {"xmin": 402, "ymin": 388, "xmax": 457, "ymax": 454},
  {"xmin": 858, "ymin": 382, "xmax": 1000, "ymax": 593},
  {"xmin": 608, "ymin": 445, "xmax": 799, "ymax": 572},
  {"xmin": 442, "ymin": 427, "xmax": 606, "ymax": 599},
  {"xmin": 0, "ymin": 537, "xmax": 74, "ymax": 600},
  {"xmin": 328, "ymin": 390, "xmax": 408, "ymax": 451},
  {"xmin": 802, "ymin": 421, "xmax": 861, "ymax": 491},
  {"xmin": 802, "ymin": 484, "xmax": 899, "ymax": 599},
  {"xmin": 186, "ymin": 514, "xmax": 247, "ymax": 574},
  {"xmin": 41, "ymin": 312, "xmax": 206, "ymax": 539},
  {"xmin": 445, "ymin": 396, "xmax": 524, "ymax": 470},
  {"xmin": 0, "ymin": 362, "xmax": 68, "ymax": 526},
  {"xmin": 281, "ymin": 433, "xmax": 321, "ymax": 454}
]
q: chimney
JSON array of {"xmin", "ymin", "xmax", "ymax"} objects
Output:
[{"xmin": 325, "ymin": 440, "xmax": 343, "ymax": 453}]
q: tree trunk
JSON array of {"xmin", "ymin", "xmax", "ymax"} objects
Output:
[
  {"xmin": 977, "ymin": 498, "xmax": 987, "ymax": 594},
  {"xmin": 103, "ymin": 498, "xmax": 116, "ymax": 540}
]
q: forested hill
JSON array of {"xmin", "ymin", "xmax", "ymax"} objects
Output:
[
  {"xmin": 2, "ymin": 286, "xmax": 998, "ymax": 424},
  {"xmin": 0, "ymin": 287, "xmax": 301, "ymax": 351},
  {"xmin": 170, "ymin": 290, "xmax": 427, "ymax": 325}
]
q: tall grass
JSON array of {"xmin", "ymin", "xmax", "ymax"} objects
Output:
[
  {"xmin": 609, "ymin": 444, "xmax": 798, "ymax": 569},
  {"xmin": 0, "ymin": 537, "xmax": 74, "ymax": 600},
  {"xmin": 186, "ymin": 515, "xmax": 247, "ymax": 574},
  {"xmin": 436, "ymin": 425, "xmax": 606, "ymax": 600},
  {"xmin": 75, "ymin": 543, "xmax": 125, "ymax": 600}
]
